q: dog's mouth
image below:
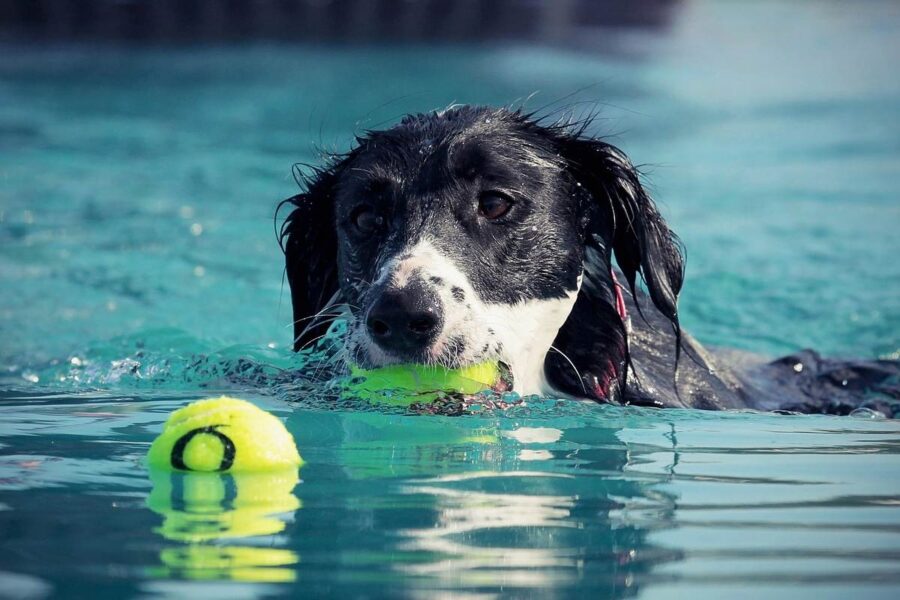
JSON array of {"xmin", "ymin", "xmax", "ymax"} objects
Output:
[{"xmin": 347, "ymin": 324, "xmax": 495, "ymax": 371}]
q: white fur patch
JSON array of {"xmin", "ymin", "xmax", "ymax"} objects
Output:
[{"xmin": 480, "ymin": 291, "xmax": 579, "ymax": 397}]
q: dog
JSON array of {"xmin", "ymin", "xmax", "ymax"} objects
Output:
[{"xmin": 279, "ymin": 105, "xmax": 899, "ymax": 414}]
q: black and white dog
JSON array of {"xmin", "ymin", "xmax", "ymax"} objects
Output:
[{"xmin": 280, "ymin": 106, "xmax": 898, "ymax": 414}]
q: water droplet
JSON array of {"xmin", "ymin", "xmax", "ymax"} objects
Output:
[{"xmin": 849, "ymin": 407, "xmax": 885, "ymax": 419}]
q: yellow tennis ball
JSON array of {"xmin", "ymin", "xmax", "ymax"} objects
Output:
[
  {"xmin": 346, "ymin": 361, "xmax": 501, "ymax": 405},
  {"xmin": 147, "ymin": 397, "xmax": 302, "ymax": 472}
]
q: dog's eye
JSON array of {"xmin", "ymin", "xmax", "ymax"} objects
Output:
[
  {"xmin": 478, "ymin": 192, "xmax": 513, "ymax": 220},
  {"xmin": 351, "ymin": 205, "xmax": 384, "ymax": 233}
]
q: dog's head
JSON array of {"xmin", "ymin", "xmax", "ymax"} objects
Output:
[{"xmin": 280, "ymin": 106, "xmax": 683, "ymax": 400}]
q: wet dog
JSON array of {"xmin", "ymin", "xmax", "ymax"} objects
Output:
[{"xmin": 280, "ymin": 106, "xmax": 898, "ymax": 414}]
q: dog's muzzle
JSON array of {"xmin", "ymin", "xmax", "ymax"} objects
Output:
[{"xmin": 365, "ymin": 279, "xmax": 444, "ymax": 359}]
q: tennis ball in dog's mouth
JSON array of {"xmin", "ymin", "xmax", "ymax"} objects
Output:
[
  {"xmin": 147, "ymin": 397, "xmax": 302, "ymax": 472},
  {"xmin": 345, "ymin": 361, "xmax": 501, "ymax": 405}
]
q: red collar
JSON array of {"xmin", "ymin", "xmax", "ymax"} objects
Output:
[{"xmin": 611, "ymin": 270, "xmax": 628, "ymax": 322}]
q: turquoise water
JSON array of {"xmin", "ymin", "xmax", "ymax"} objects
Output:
[{"xmin": 2, "ymin": 1, "xmax": 900, "ymax": 597}]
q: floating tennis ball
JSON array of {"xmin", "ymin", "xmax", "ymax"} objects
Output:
[
  {"xmin": 147, "ymin": 397, "xmax": 302, "ymax": 472},
  {"xmin": 345, "ymin": 361, "xmax": 501, "ymax": 405}
]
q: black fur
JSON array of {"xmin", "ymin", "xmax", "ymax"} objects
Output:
[{"xmin": 279, "ymin": 166, "xmax": 343, "ymax": 350}]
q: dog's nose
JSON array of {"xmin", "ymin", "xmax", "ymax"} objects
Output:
[{"xmin": 366, "ymin": 283, "xmax": 443, "ymax": 356}]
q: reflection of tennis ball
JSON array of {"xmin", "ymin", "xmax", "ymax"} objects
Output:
[
  {"xmin": 147, "ymin": 469, "xmax": 301, "ymax": 542},
  {"xmin": 147, "ymin": 397, "xmax": 302, "ymax": 472},
  {"xmin": 146, "ymin": 467, "xmax": 300, "ymax": 581},
  {"xmin": 158, "ymin": 545, "xmax": 298, "ymax": 583},
  {"xmin": 346, "ymin": 362, "xmax": 499, "ymax": 405}
]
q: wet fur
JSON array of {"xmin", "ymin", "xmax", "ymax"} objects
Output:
[{"xmin": 279, "ymin": 105, "xmax": 899, "ymax": 412}]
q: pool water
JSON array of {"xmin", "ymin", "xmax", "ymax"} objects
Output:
[{"xmin": 2, "ymin": 1, "xmax": 899, "ymax": 598}]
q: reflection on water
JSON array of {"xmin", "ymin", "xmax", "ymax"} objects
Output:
[
  {"xmin": 1, "ymin": 395, "xmax": 898, "ymax": 597},
  {"xmin": 146, "ymin": 468, "xmax": 301, "ymax": 582},
  {"xmin": 298, "ymin": 411, "xmax": 505, "ymax": 480},
  {"xmin": 157, "ymin": 546, "xmax": 297, "ymax": 583},
  {"xmin": 397, "ymin": 472, "xmax": 581, "ymax": 586},
  {"xmin": 292, "ymin": 410, "xmax": 677, "ymax": 596}
]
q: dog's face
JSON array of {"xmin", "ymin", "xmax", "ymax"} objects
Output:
[
  {"xmin": 282, "ymin": 106, "xmax": 684, "ymax": 399},
  {"xmin": 331, "ymin": 111, "xmax": 586, "ymax": 390}
]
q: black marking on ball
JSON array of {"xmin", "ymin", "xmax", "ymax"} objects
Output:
[
  {"xmin": 451, "ymin": 287, "xmax": 465, "ymax": 302},
  {"xmin": 170, "ymin": 425, "xmax": 236, "ymax": 472},
  {"xmin": 429, "ymin": 276, "xmax": 444, "ymax": 286}
]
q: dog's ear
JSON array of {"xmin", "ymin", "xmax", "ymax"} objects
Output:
[
  {"xmin": 559, "ymin": 137, "xmax": 685, "ymax": 331},
  {"xmin": 279, "ymin": 166, "xmax": 341, "ymax": 351}
]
